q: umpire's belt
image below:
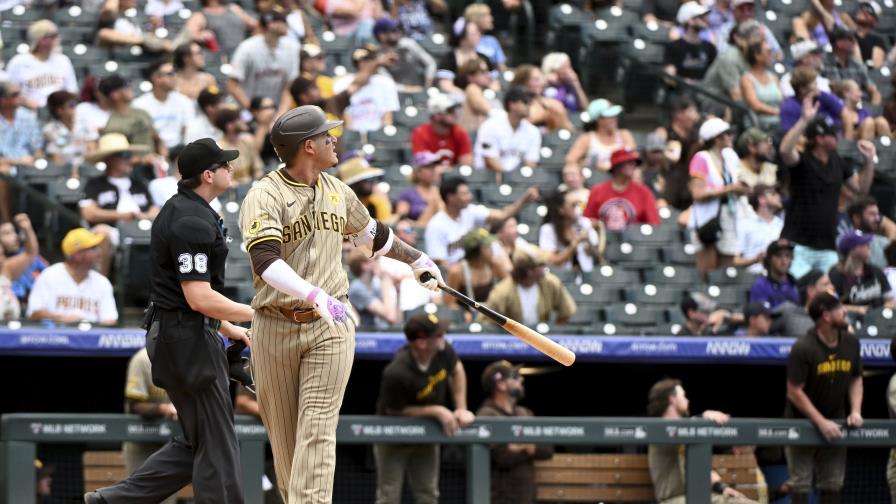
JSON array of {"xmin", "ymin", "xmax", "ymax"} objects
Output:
[{"xmin": 154, "ymin": 308, "xmax": 221, "ymax": 331}]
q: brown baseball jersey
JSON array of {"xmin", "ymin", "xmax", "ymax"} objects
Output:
[{"xmin": 239, "ymin": 168, "xmax": 371, "ymax": 309}]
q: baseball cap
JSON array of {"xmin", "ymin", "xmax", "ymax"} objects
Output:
[
  {"xmin": 98, "ymin": 74, "xmax": 128, "ymax": 96},
  {"xmin": 808, "ymin": 291, "xmax": 841, "ymax": 321},
  {"xmin": 676, "ymin": 1, "xmax": 710, "ymax": 24},
  {"xmin": 428, "ymin": 93, "xmax": 460, "ymax": 114},
  {"xmin": 177, "ymin": 138, "xmax": 239, "ymax": 179},
  {"xmin": 744, "ymin": 301, "xmax": 772, "ymax": 319},
  {"xmin": 837, "ymin": 229, "xmax": 874, "ymax": 255},
  {"xmin": 352, "ymin": 43, "xmax": 380, "ymax": 63},
  {"xmin": 373, "ymin": 17, "xmax": 401, "ymax": 35},
  {"xmin": 62, "ymin": 228, "xmax": 105, "ymax": 256},
  {"xmin": 766, "ymin": 238, "xmax": 795, "ymax": 257},
  {"xmin": 27, "ymin": 19, "xmax": 58, "ymax": 51},
  {"xmin": 301, "ymin": 43, "xmax": 323, "ymax": 59},
  {"xmin": 790, "ymin": 40, "xmax": 822, "ymax": 61},
  {"xmin": 698, "ymin": 117, "xmax": 731, "ymax": 142},
  {"xmin": 481, "ymin": 360, "xmax": 523, "ymax": 395},
  {"xmin": 586, "ymin": 98, "xmax": 623, "ymax": 121},
  {"xmin": 461, "ymin": 228, "xmax": 495, "ymax": 253},
  {"xmin": 404, "ymin": 313, "xmax": 450, "ymax": 341},
  {"xmin": 859, "ymin": 0, "xmax": 882, "ymax": 18},
  {"xmin": 609, "ymin": 148, "xmax": 642, "ymax": 170},
  {"xmin": 805, "ymin": 116, "xmax": 838, "ymax": 138},
  {"xmin": 336, "ymin": 157, "xmax": 384, "ymax": 186},
  {"xmin": 681, "ymin": 292, "xmax": 717, "ymax": 314},
  {"xmin": 830, "ymin": 26, "xmax": 856, "ymax": 42},
  {"xmin": 414, "ymin": 150, "xmax": 441, "ymax": 167},
  {"xmin": 260, "ymin": 6, "xmax": 288, "ymax": 26},
  {"xmin": 732, "ymin": 0, "xmax": 755, "ymax": 7},
  {"xmin": 645, "ymin": 132, "xmax": 666, "ymax": 152},
  {"xmin": 736, "ymin": 127, "xmax": 770, "ymax": 153}
]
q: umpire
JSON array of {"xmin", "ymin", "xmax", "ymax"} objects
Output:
[{"xmin": 85, "ymin": 138, "xmax": 254, "ymax": 504}]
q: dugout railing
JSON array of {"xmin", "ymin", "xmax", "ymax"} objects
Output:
[{"xmin": 3, "ymin": 414, "xmax": 896, "ymax": 504}]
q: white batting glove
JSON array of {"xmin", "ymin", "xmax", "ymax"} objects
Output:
[
  {"xmin": 306, "ymin": 288, "xmax": 352, "ymax": 330},
  {"xmin": 411, "ymin": 253, "xmax": 443, "ymax": 291}
]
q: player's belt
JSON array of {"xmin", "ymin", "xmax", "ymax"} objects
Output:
[{"xmin": 276, "ymin": 307, "xmax": 321, "ymax": 324}]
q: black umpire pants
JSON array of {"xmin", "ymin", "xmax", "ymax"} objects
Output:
[{"xmin": 97, "ymin": 311, "xmax": 244, "ymax": 504}]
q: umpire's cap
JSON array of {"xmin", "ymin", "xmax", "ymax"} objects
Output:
[
  {"xmin": 270, "ymin": 105, "xmax": 343, "ymax": 164},
  {"xmin": 177, "ymin": 138, "xmax": 239, "ymax": 179}
]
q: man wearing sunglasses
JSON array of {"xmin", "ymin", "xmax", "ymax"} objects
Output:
[
  {"xmin": 86, "ymin": 138, "xmax": 254, "ymax": 504},
  {"xmin": 239, "ymin": 104, "xmax": 443, "ymax": 503}
]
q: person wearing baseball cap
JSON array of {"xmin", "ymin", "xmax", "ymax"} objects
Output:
[
  {"xmin": 374, "ymin": 312, "xmax": 475, "ymax": 503},
  {"xmin": 373, "ymin": 16, "xmax": 437, "ymax": 91},
  {"xmin": 582, "ymin": 148, "xmax": 660, "ymax": 232},
  {"xmin": 853, "ymin": 0, "xmax": 887, "ymax": 68},
  {"xmin": 779, "ymin": 79, "xmax": 877, "ymax": 277},
  {"xmin": 26, "ymin": 226, "xmax": 117, "ymax": 326},
  {"xmin": 821, "ymin": 25, "xmax": 882, "ymax": 104},
  {"xmin": 299, "ymin": 43, "xmax": 335, "ymax": 100},
  {"xmin": 677, "ymin": 292, "xmax": 742, "ymax": 336},
  {"xmin": 688, "ymin": 117, "xmax": 750, "ymax": 274},
  {"xmin": 5, "ymin": 19, "xmax": 77, "ymax": 109},
  {"xmin": 828, "ymin": 229, "xmax": 896, "ymax": 309},
  {"xmin": 781, "ymin": 40, "xmax": 830, "ymax": 97},
  {"xmin": 749, "ymin": 239, "xmax": 799, "ymax": 309},
  {"xmin": 85, "ymin": 136, "xmax": 253, "ymax": 504},
  {"xmin": 735, "ymin": 301, "xmax": 772, "ymax": 336},
  {"xmin": 665, "ymin": 2, "xmax": 716, "ymax": 83},
  {"xmin": 394, "ymin": 151, "xmax": 444, "ymax": 223},
  {"xmin": 342, "ymin": 42, "xmax": 402, "ymax": 133},
  {"xmin": 411, "ymin": 93, "xmax": 472, "ymax": 167},
  {"xmin": 477, "ymin": 360, "xmax": 554, "ymax": 504},
  {"xmin": 785, "ymin": 288, "xmax": 862, "ymax": 504}
]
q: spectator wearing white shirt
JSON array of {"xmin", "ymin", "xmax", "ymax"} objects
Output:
[
  {"xmin": 737, "ymin": 184, "xmax": 784, "ymax": 273},
  {"xmin": 73, "ymin": 76, "xmax": 112, "ymax": 144},
  {"xmin": 133, "ymin": 61, "xmax": 196, "ymax": 150},
  {"xmin": 43, "ymin": 91, "xmax": 96, "ymax": 167},
  {"xmin": 227, "ymin": 7, "xmax": 299, "ymax": 110},
  {"xmin": 184, "ymin": 86, "xmax": 224, "ymax": 143},
  {"xmin": 425, "ymin": 176, "xmax": 539, "ymax": 267},
  {"xmin": 474, "ymin": 86, "xmax": 541, "ymax": 176},
  {"xmin": 539, "ymin": 190, "xmax": 602, "ymax": 274},
  {"xmin": 340, "ymin": 43, "xmax": 400, "ymax": 134},
  {"xmin": 26, "ymin": 227, "xmax": 119, "ymax": 325},
  {"xmin": 5, "ymin": 20, "xmax": 78, "ymax": 109}
]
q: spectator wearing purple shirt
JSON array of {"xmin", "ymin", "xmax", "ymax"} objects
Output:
[
  {"xmin": 541, "ymin": 53, "xmax": 587, "ymax": 113},
  {"xmin": 779, "ymin": 66, "xmax": 844, "ymax": 134},
  {"xmin": 394, "ymin": 151, "xmax": 443, "ymax": 225},
  {"xmin": 750, "ymin": 239, "xmax": 800, "ymax": 309}
]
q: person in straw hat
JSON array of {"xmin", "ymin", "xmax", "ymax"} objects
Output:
[{"xmin": 80, "ymin": 133, "xmax": 157, "ymax": 228}]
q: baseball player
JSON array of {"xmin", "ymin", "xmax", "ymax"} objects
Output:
[{"xmin": 239, "ymin": 105, "xmax": 443, "ymax": 503}]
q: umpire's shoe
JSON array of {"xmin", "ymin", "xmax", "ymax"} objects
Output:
[{"xmin": 84, "ymin": 491, "xmax": 106, "ymax": 503}]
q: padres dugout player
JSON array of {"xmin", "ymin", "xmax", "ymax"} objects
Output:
[{"xmin": 239, "ymin": 105, "xmax": 443, "ymax": 503}]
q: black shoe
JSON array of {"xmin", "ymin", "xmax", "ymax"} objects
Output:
[{"xmin": 84, "ymin": 491, "xmax": 105, "ymax": 504}]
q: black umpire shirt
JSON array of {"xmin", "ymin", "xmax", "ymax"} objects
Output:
[{"xmin": 150, "ymin": 188, "xmax": 228, "ymax": 311}]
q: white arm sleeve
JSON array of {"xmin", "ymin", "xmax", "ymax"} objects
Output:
[
  {"xmin": 260, "ymin": 259, "xmax": 318, "ymax": 301},
  {"xmin": 348, "ymin": 218, "xmax": 394, "ymax": 258}
]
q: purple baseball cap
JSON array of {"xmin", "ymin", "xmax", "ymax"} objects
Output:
[{"xmin": 837, "ymin": 229, "xmax": 873, "ymax": 255}]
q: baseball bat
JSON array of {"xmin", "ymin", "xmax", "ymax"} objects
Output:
[{"xmin": 420, "ymin": 272, "xmax": 576, "ymax": 366}]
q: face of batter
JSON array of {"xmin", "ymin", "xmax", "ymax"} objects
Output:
[{"xmin": 312, "ymin": 131, "xmax": 339, "ymax": 169}]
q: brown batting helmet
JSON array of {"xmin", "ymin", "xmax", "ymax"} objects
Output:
[{"xmin": 270, "ymin": 105, "xmax": 343, "ymax": 164}]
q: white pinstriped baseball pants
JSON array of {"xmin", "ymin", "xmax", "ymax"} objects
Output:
[{"xmin": 251, "ymin": 309, "xmax": 355, "ymax": 504}]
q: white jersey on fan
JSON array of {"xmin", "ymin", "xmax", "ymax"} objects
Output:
[
  {"xmin": 6, "ymin": 52, "xmax": 78, "ymax": 107},
  {"xmin": 26, "ymin": 263, "xmax": 118, "ymax": 323}
]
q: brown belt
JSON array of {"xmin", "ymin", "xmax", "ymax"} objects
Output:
[{"xmin": 276, "ymin": 307, "xmax": 320, "ymax": 324}]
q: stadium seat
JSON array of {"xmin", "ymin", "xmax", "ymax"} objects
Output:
[
  {"xmin": 622, "ymin": 222, "xmax": 681, "ymax": 246},
  {"xmin": 504, "ymin": 166, "xmax": 558, "ymax": 188},
  {"xmin": 766, "ymin": 0, "xmax": 805, "ymax": 17},
  {"xmin": 418, "ymin": 33, "xmax": 451, "ymax": 60},
  {"xmin": 570, "ymin": 282, "xmax": 622, "ymax": 305},
  {"xmin": 604, "ymin": 242, "xmax": 658, "ymax": 268},
  {"xmin": 625, "ymin": 284, "xmax": 685, "ymax": 306},
  {"xmin": 603, "ymin": 302, "xmax": 665, "ymax": 328},
  {"xmin": 644, "ymin": 264, "xmax": 701, "ymax": 286},
  {"xmin": 116, "ymin": 240, "xmax": 152, "ymax": 308},
  {"xmin": 630, "ymin": 21, "xmax": 672, "ymax": 44},
  {"xmin": 701, "ymin": 284, "xmax": 748, "ymax": 310},
  {"xmin": 542, "ymin": 128, "xmax": 575, "ymax": 151},
  {"xmin": 586, "ymin": 265, "xmax": 642, "ymax": 286},
  {"xmin": 660, "ymin": 244, "xmax": 699, "ymax": 265},
  {"xmin": 404, "ymin": 304, "xmax": 467, "ymax": 327},
  {"xmin": 707, "ymin": 267, "xmax": 760, "ymax": 287},
  {"xmin": 368, "ymin": 125, "xmax": 411, "ymax": 146},
  {"xmin": 20, "ymin": 161, "xmax": 69, "ymax": 185},
  {"xmin": 857, "ymin": 307, "xmax": 896, "ymax": 338},
  {"xmin": 393, "ymin": 105, "xmax": 429, "ymax": 130}
]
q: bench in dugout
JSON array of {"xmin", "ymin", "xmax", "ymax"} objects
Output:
[{"xmin": 535, "ymin": 452, "xmax": 766, "ymax": 503}]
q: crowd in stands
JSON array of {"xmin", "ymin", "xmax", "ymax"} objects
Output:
[{"xmin": 1, "ymin": 0, "xmax": 896, "ymax": 339}]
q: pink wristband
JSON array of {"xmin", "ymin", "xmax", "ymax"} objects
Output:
[{"xmin": 306, "ymin": 288, "xmax": 321, "ymax": 304}]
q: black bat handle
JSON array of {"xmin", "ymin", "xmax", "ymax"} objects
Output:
[{"xmin": 420, "ymin": 272, "xmax": 508, "ymax": 325}]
